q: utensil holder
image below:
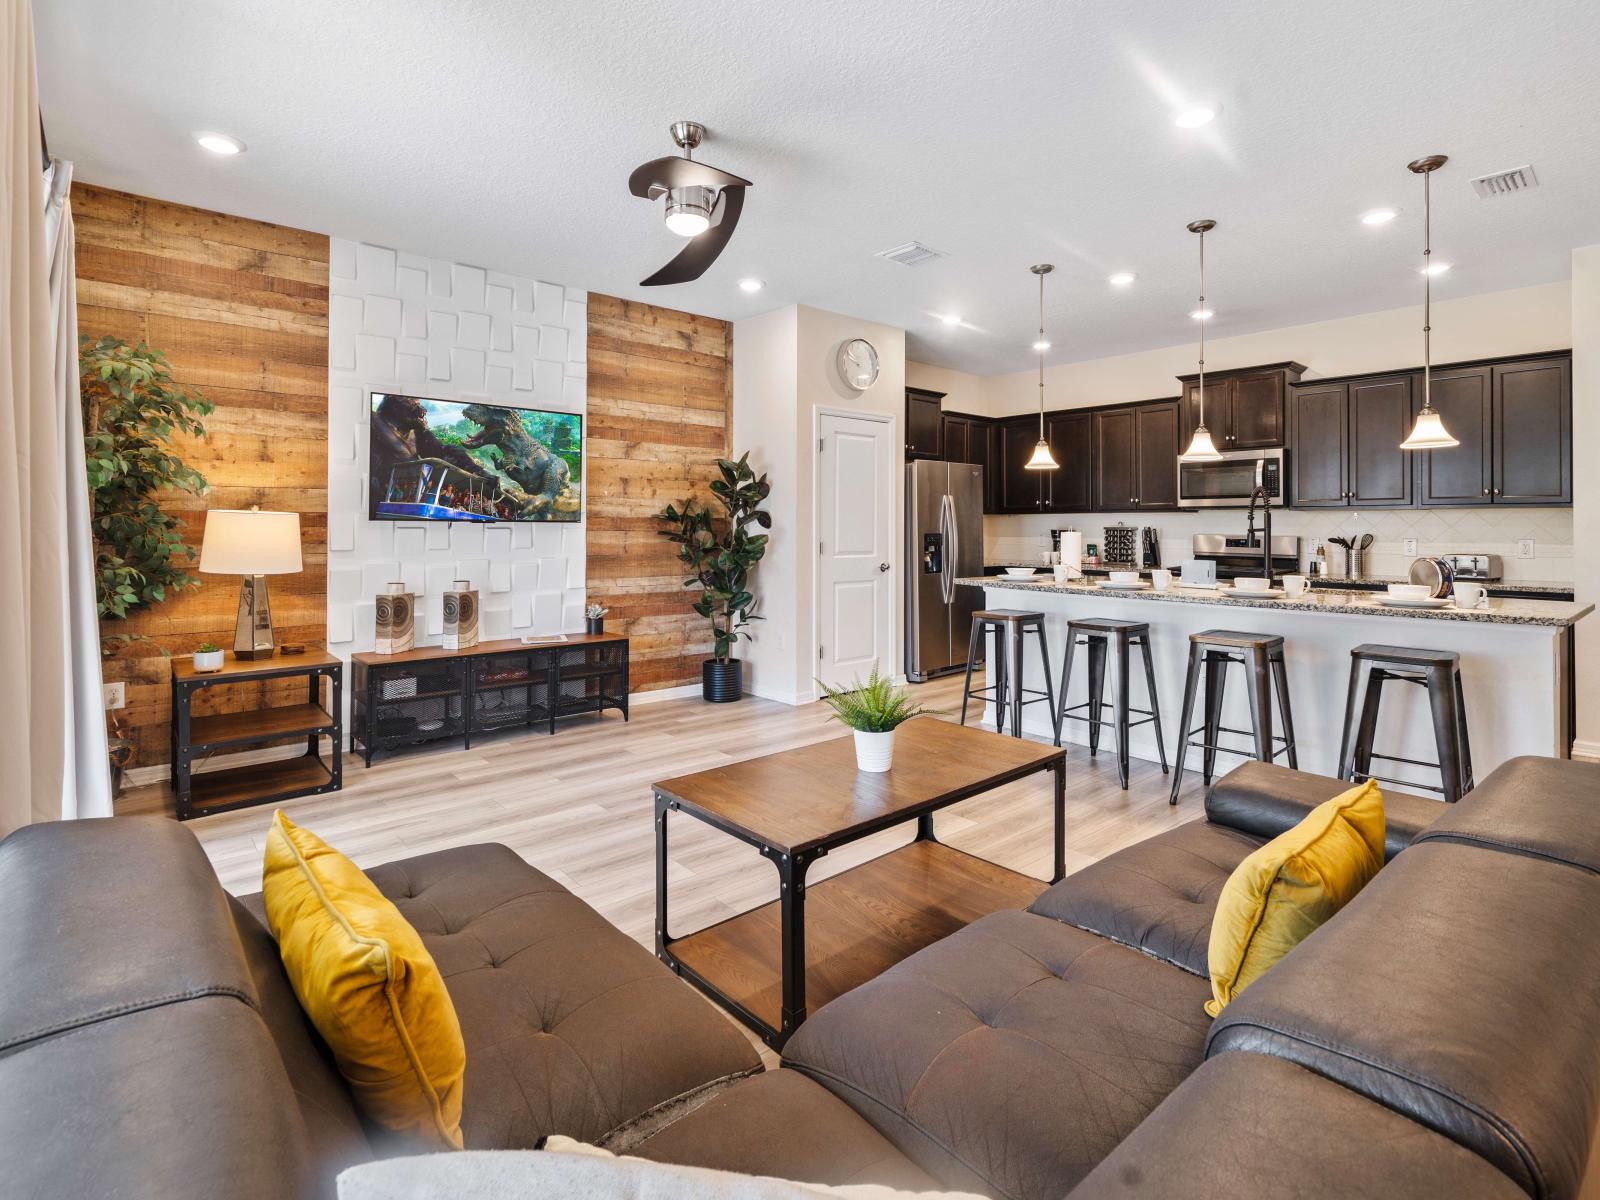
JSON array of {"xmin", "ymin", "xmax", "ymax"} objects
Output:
[{"xmin": 1339, "ymin": 546, "xmax": 1367, "ymax": 581}]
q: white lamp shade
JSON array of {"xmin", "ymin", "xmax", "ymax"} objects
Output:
[
  {"xmin": 199, "ymin": 509, "xmax": 303, "ymax": 575},
  {"xmin": 1179, "ymin": 425, "xmax": 1224, "ymax": 461},
  {"xmin": 1400, "ymin": 407, "xmax": 1459, "ymax": 450},
  {"xmin": 1023, "ymin": 438, "xmax": 1059, "ymax": 470}
]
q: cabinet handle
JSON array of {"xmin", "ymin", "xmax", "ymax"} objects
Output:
[
  {"xmin": 1482, "ymin": 488, "xmax": 1490, "ymax": 496},
  {"xmin": 1493, "ymin": 488, "xmax": 1501, "ymax": 497}
]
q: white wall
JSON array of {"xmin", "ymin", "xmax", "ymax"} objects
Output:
[
  {"xmin": 1570, "ymin": 246, "xmax": 1600, "ymax": 756},
  {"xmin": 326, "ymin": 239, "xmax": 588, "ymax": 715},
  {"xmin": 906, "ymin": 360, "xmax": 988, "ymax": 416}
]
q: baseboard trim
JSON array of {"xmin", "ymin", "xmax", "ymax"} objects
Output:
[
  {"xmin": 630, "ymin": 682, "xmax": 701, "ymax": 705},
  {"xmin": 1571, "ymin": 739, "xmax": 1600, "ymax": 763}
]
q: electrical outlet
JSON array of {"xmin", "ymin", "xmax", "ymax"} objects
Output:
[
  {"xmin": 102, "ymin": 682, "xmax": 126, "ymax": 710},
  {"xmin": 1403, "ymin": 538, "xmax": 1418, "ymax": 557},
  {"xmin": 1517, "ymin": 537, "xmax": 1536, "ymax": 560}
]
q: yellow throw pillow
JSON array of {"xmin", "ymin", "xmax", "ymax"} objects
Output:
[
  {"xmin": 263, "ymin": 811, "xmax": 466, "ymax": 1148},
  {"xmin": 1205, "ymin": 780, "xmax": 1385, "ymax": 1017}
]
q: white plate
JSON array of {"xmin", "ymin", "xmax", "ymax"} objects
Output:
[
  {"xmin": 1230, "ymin": 584, "xmax": 1284, "ymax": 596},
  {"xmin": 1375, "ymin": 595, "xmax": 1453, "ymax": 609},
  {"xmin": 1098, "ymin": 580, "xmax": 1149, "ymax": 590},
  {"xmin": 1002, "ymin": 568, "xmax": 1038, "ymax": 577}
]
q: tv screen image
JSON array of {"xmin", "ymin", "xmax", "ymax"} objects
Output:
[{"xmin": 368, "ymin": 393, "xmax": 582, "ymax": 523}]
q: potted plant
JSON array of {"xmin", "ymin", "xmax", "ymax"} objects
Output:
[
  {"xmin": 816, "ymin": 663, "xmax": 938, "ymax": 772},
  {"xmin": 193, "ymin": 641, "xmax": 224, "ymax": 673},
  {"xmin": 658, "ymin": 453, "xmax": 771, "ymax": 703},
  {"xmin": 585, "ymin": 603, "xmax": 608, "ymax": 636}
]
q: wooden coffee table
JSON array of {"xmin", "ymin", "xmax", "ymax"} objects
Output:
[{"xmin": 652, "ymin": 717, "xmax": 1066, "ymax": 1049}]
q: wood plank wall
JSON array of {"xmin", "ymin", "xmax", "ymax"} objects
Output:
[
  {"xmin": 585, "ymin": 294, "xmax": 733, "ymax": 692},
  {"xmin": 74, "ymin": 185, "xmax": 330, "ymax": 768}
]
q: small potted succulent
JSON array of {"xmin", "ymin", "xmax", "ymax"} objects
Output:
[
  {"xmin": 585, "ymin": 603, "xmax": 608, "ymax": 636},
  {"xmin": 193, "ymin": 640, "xmax": 224, "ymax": 673},
  {"xmin": 816, "ymin": 663, "xmax": 938, "ymax": 773}
]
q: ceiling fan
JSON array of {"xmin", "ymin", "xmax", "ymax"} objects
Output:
[{"xmin": 628, "ymin": 121, "xmax": 751, "ymax": 286}]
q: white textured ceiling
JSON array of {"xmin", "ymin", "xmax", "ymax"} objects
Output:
[{"xmin": 34, "ymin": 0, "xmax": 1600, "ymax": 375}]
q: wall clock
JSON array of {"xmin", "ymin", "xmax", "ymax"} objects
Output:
[{"xmin": 836, "ymin": 338, "xmax": 880, "ymax": 391}]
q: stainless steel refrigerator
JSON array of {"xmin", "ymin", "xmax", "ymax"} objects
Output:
[{"xmin": 905, "ymin": 460, "xmax": 985, "ymax": 682}]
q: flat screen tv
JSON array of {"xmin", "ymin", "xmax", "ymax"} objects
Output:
[{"xmin": 368, "ymin": 392, "xmax": 582, "ymax": 523}]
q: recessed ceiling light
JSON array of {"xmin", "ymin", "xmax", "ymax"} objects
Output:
[
  {"xmin": 940, "ymin": 313, "xmax": 962, "ymax": 326},
  {"xmin": 737, "ymin": 277, "xmax": 763, "ymax": 293},
  {"xmin": 1032, "ymin": 339, "xmax": 1051, "ymax": 351},
  {"xmin": 1190, "ymin": 308, "xmax": 1214, "ymax": 321},
  {"xmin": 1174, "ymin": 104, "xmax": 1219, "ymax": 129},
  {"xmin": 1361, "ymin": 208, "xmax": 1398, "ymax": 226},
  {"xmin": 194, "ymin": 131, "xmax": 245, "ymax": 156},
  {"xmin": 1421, "ymin": 262, "xmax": 1452, "ymax": 276},
  {"xmin": 1108, "ymin": 272, "xmax": 1136, "ymax": 287}
]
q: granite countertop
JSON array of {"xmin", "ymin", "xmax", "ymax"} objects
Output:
[
  {"xmin": 983, "ymin": 563, "xmax": 1575, "ymax": 596},
  {"xmin": 959, "ymin": 575, "xmax": 1592, "ymax": 628}
]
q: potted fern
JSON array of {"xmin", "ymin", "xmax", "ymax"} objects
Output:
[{"xmin": 817, "ymin": 663, "xmax": 938, "ymax": 772}]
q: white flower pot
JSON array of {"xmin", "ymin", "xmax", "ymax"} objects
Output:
[
  {"xmin": 853, "ymin": 729, "xmax": 895, "ymax": 773},
  {"xmin": 193, "ymin": 649, "xmax": 224, "ymax": 673}
]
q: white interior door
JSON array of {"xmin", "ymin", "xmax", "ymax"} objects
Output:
[{"xmin": 817, "ymin": 411, "xmax": 893, "ymax": 690}]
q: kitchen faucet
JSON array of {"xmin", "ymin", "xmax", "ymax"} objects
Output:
[{"xmin": 1245, "ymin": 486, "xmax": 1273, "ymax": 583}]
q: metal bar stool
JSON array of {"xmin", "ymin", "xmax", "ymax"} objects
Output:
[
  {"xmin": 1053, "ymin": 618, "xmax": 1167, "ymax": 789},
  {"xmin": 1336, "ymin": 644, "xmax": 1474, "ymax": 802},
  {"xmin": 960, "ymin": 610, "xmax": 1054, "ymax": 739},
  {"xmin": 1169, "ymin": 630, "xmax": 1297, "ymax": 805}
]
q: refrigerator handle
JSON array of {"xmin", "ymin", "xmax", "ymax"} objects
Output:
[
  {"xmin": 938, "ymin": 492, "xmax": 954, "ymax": 605},
  {"xmin": 944, "ymin": 492, "xmax": 959, "ymax": 605}
]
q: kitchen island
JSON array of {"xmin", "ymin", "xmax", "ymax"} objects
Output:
[{"xmin": 956, "ymin": 575, "xmax": 1590, "ymax": 788}]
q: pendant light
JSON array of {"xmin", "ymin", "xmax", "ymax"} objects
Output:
[
  {"xmin": 1400, "ymin": 154, "xmax": 1459, "ymax": 450},
  {"xmin": 1024, "ymin": 264, "xmax": 1060, "ymax": 470},
  {"xmin": 1179, "ymin": 219, "xmax": 1223, "ymax": 461}
]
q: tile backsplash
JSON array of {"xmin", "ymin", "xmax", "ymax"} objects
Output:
[{"xmin": 986, "ymin": 507, "xmax": 1573, "ymax": 583}]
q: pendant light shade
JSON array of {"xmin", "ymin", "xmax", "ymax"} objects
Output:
[
  {"xmin": 1179, "ymin": 219, "xmax": 1224, "ymax": 462},
  {"xmin": 1024, "ymin": 264, "xmax": 1060, "ymax": 471},
  {"xmin": 1401, "ymin": 154, "xmax": 1459, "ymax": 451}
]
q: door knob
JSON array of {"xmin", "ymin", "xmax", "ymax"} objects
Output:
[{"xmin": 878, "ymin": 563, "xmax": 890, "ymax": 572}]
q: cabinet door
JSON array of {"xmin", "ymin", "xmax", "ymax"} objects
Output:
[
  {"xmin": 1230, "ymin": 369, "xmax": 1287, "ymax": 449},
  {"xmin": 1045, "ymin": 411, "xmax": 1093, "ymax": 513},
  {"xmin": 940, "ymin": 415, "xmax": 969, "ymax": 464},
  {"xmin": 999, "ymin": 418, "xmax": 1046, "ymax": 511},
  {"xmin": 1348, "ymin": 375, "xmax": 1414, "ymax": 507},
  {"xmin": 1183, "ymin": 377, "xmax": 1234, "ymax": 449},
  {"xmin": 1093, "ymin": 407, "xmax": 1137, "ymax": 512},
  {"xmin": 983, "ymin": 422, "xmax": 1001, "ymax": 512},
  {"xmin": 1289, "ymin": 383, "xmax": 1349, "ymax": 507},
  {"xmin": 1494, "ymin": 358, "xmax": 1570, "ymax": 505},
  {"xmin": 1134, "ymin": 401, "xmax": 1180, "ymax": 510},
  {"xmin": 905, "ymin": 389, "xmax": 944, "ymax": 459},
  {"xmin": 1416, "ymin": 367, "xmax": 1492, "ymax": 506}
]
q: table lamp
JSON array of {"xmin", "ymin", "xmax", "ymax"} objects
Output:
[{"xmin": 199, "ymin": 508, "xmax": 303, "ymax": 659}]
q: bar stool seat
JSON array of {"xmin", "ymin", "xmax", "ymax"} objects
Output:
[
  {"xmin": 1053, "ymin": 618, "xmax": 1167, "ymax": 789},
  {"xmin": 1168, "ymin": 629, "xmax": 1297, "ymax": 805},
  {"xmin": 1337, "ymin": 643, "xmax": 1474, "ymax": 802},
  {"xmin": 961, "ymin": 610, "xmax": 1054, "ymax": 739}
]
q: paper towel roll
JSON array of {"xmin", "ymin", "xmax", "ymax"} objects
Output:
[{"xmin": 1058, "ymin": 531, "xmax": 1083, "ymax": 572}]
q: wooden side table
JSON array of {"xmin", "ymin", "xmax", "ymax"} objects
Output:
[{"xmin": 170, "ymin": 650, "xmax": 343, "ymax": 821}]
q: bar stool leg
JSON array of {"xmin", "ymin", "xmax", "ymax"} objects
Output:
[
  {"xmin": 1138, "ymin": 634, "xmax": 1168, "ymax": 773},
  {"xmin": 1008, "ymin": 625, "xmax": 1025, "ymax": 740},
  {"xmin": 1246, "ymin": 646, "xmax": 1273, "ymax": 764},
  {"xmin": 1169, "ymin": 642, "xmax": 1206, "ymax": 805},
  {"xmin": 1113, "ymin": 630, "xmax": 1131, "ymax": 789},
  {"xmin": 1426, "ymin": 662, "xmax": 1466, "ymax": 803},
  {"xmin": 1270, "ymin": 646, "xmax": 1297, "ymax": 769},
  {"xmin": 1053, "ymin": 632, "xmax": 1078, "ymax": 747},
  {"xmin": 1453, "ymin": 668, "xmax": 1475, "ymax": 794},
  {"xmin": 992, "ymin": 623, "xmax": 1007, "ymax": 736},
  {"xmin": 1033, "ymin": 621, "xmax": 1055, "ymax": 743},
  {"xmin": 1202, "ymin": 651, "xmax": 1229, "ymax": 785},
  {"xmin": 959, "ymin": 620, "xmax": 982, "ymax": 727},
  {"xmin": 1337, "ymin": 653, "xmax": 1365, "ymax": 780},
  {"xmin": 1086, "ymin": 635, "xmax": 1107, "ymax": 757},
  {"xmin": 1351, "ymin": 669, "xmax": 1386, "ymax": 782}
]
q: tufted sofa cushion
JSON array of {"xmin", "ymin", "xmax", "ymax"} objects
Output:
[
  {"xmin": 782, "ymin": 908, "xmax": 1213, "ymax": 1200},
  {"xmin": 1027, "ymin": 820, "xmax": 1265, "ymax": 977}
]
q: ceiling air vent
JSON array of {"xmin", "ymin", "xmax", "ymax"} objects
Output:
[
  {"xmin": 1470, "ymin": 164, "xmax": 1539, "ymax": 198},
  {"xmin": 875, "ymin": 241, "xmax": 944, "ymax": 266}
]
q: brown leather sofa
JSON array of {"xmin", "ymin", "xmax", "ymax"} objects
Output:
[{"xmin": 3, "ymin": 755, "xmax": 1596, "ymax": 1199}]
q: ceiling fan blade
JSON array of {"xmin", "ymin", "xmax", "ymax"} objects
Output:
[
  {"xmin": 640, "ymin": 186, "xmax": 745, "ymax": 286},
  {"xmin": 628, "ymin": 155, "xmax": 751, "ymax": 199}
]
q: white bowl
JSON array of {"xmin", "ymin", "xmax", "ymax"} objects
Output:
[
  {"xmin": 1107, "ymin": 570, "xmax": 1140, "ymax": 585},
  {"xmin": 1003, "ymin": 566, "xmax": 1036, "ymax": 577},
  {"xmin": 1387, "ymin": 583, "xmax": 1433, "ymax": 601},
  {"xmin": 1233, "ymin": 576, "xmax": 1272, "ymax": 593}
]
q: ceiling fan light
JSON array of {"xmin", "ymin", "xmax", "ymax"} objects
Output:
[
  {"xmin": 1179, "ymin": 425, "xmax": 1224, "ymax": 461},
  {"xmin": 1400, "ymin": 407, "xmax": 1459, "ymax": 450},
  {"xmin": 664, "ymin": 185, "xmax": 713, "ymax": 237},
  {"xmin": 1024, "ymin": 439, "xmax": 1059, "ymax": 470}
]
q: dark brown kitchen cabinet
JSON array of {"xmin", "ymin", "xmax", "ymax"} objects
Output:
[
  {"xmin": 1416, "ymin": 367, "xmax": 1493, "ymax": 507},
  {"xmin": 905, "ymin": 387, "xmax": 945, "ymax": 459},
  {"xmin": 1045, "ymin": 411, "xmax": 1093, "ymax": 512},
  {"xmin": 940, "ymin": 412, "xmax": 986, "ymax": 466},
  {"xmin": 1180, "ymin": 362, "xmax": 1306, "ymax": 451},
  {"xmin": 1288, "ymin": 383, "xmax": 1349, "ymax": 507},
  {"xmin": 1289, "ymin": 375, "xmax": 1414, "ymax": 508},
  {"xmin": 1092, "ymin": 400, "xmax": 1179, "ymax": 511},
  {"xmin": 998, "ymin": 416, "xmax": 1047, "ymax": 512},
  {"xmin": 1494, "ymin": 357, "xmax": 1570, "ymax": 505}
]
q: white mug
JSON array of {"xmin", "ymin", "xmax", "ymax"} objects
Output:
[
  {"xmin": 1454, "ymin": 582, "xmax": 1488, "ymax": 609},
  {"xmin": 1282, "ymin": 573, "xmax": 1308, "ymax": 599},
  {"xmin": 1052, "ymin": 563, "xmax": 1071, "ymax": 585},
  {"xmin": 1150, "ymin": 568, "xmax": 1173, "ymax": 591}
]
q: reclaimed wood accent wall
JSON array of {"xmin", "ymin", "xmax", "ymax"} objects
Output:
[
  {"xmin": 585, "ymin": 294, "xmax": 732, "ymax": 692},
  {"xmin": 74, "ymin": 184, "xmax": 329, "ymax": 769}
]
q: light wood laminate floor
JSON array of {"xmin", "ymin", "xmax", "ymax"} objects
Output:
[{"xmin": 121, "ymin": 674, "xmax": 1205, "ymax": 949}]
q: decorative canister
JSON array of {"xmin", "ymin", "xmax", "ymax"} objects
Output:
[
  {"xmin": 374, "ymin": 581, "xmax": 415, "ymax": 655},
  {"xmin": 442, "ymin": 580, "xmax": 479, "ymax": 650}
]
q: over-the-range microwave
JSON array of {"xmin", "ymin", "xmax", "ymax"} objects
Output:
[{"xmin": 1177, "ymin": 447, "xmax": 1286, "ymax": 509}]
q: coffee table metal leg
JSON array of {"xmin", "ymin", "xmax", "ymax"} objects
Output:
[
  {"xmin": 774, "ymin": 848, "xmax": 817, "ymax": 1041},
  {"xmin": 1051, "ymin": 760, "xmax": 1066, "ymax": 883},
  {"xmin": 654, "ymin": 790, "xmax": 672, "ymax": 961}
]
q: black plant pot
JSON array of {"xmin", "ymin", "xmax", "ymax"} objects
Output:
[
  {"xmin": 586, "ymin": 617, "xmax": 604, "ymax": 636},
  {"xmin": 702, "ymin": 658, "xmax": 744, "ymax": 703}
]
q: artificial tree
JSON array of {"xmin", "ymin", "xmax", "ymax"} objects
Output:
[{"xmin": 657, "ymin": 452, "xmax": 770, "ymax": 701}]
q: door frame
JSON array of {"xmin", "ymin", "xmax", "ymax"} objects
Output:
[{"xmin": 811, "ymin": 405, "xmax": 898, "ymax": 697}]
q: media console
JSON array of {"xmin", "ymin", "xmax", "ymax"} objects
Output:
[{"xmin": 351, "ymin": 633, "xmax": 628, "ymax": 766}]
